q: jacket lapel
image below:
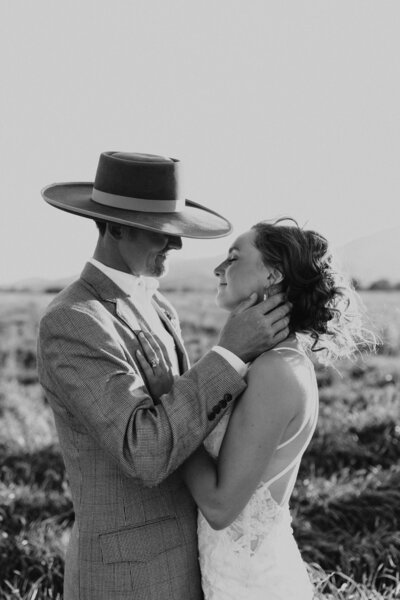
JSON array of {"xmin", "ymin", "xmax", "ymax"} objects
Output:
[
  {"xmin": 152, "ymin": 295, "xmax": 189, "ymax": 374},
  {"xmin": 80, "ymin": 262, "xmax": 189, "ymax": 374},
  {"xmin": 80, "ymin": 261, "xmax": 145, "ymax": 339},
  {"xmin": 115, "ymin": 299, "xmax": 142, "ymax": 334},
  {"xmin": 80, "ymin": 262, "xmax": 129, "ymax": 304}
]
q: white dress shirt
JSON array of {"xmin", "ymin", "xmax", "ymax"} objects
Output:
[{"xmin": 89, "ymin": 258, "xmax": 247, "ymax": 378}]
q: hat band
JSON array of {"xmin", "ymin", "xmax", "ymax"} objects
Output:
[{"xmin": 92, "ymin": 188, "xmax": 185, "ymax": 213}]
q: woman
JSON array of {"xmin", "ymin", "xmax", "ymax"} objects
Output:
[{"xmin": 137, "ymin": 219, "xmax": 369, "ymax": 599}]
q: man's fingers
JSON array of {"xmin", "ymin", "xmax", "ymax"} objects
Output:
[
  {"xmin": 136, "ymin": 349, "xmax": 152, "ymax": 372},
  {"xmin": 257, "ymin": 293, "xmax": 287, "ymax": 314},
  {"xmin": 265, "ymin": 282, "xmax": 284, "ymax": 299},
  {"xmin": 138, "ymin": 332, "xmax": 159, "ymax": 364},
  {"xmin": 138, "ymin": 331, "xmax": 171, "ymax": 372},
  {"xmin": 257, "ymin": 298, "xmax": 291, "ymax": 323},
  {"xmin": 272, "ymin": 314, "xmax": 291, "ymax": 335},
  {"xmin": 270, "ymin": 306, "xmax": 291, "ymax": 328},
  {"xmin": 232, "ymin": 292, "xmax": 258, "ymax": 315},
  {"xmin": 146, "ymin": 332, "xmax": 169, "ymax": 367},
  {"xmin": 139, "ymin": 331, "xmax": 156, "ymax": 350},
  {"xmin": 141, "ymin": 330, "xmax": 160, "ymax": 351},
  {"xmin": 272, "ymin": 326, "xmax": 291, "ymax": 345}
]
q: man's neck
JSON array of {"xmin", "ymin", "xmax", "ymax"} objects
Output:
[{"xmin": 93, "ymin": 244, "xmax": 131, "ymax": 274}]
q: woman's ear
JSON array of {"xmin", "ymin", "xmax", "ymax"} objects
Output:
[{"xmin": 266, "ymin": 268, "xmax": 283, "ymax": 286}]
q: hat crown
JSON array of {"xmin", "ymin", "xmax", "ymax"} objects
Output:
[
  {"xmin": 113, "ymin": 152, "xmax": 173, "ymax": 164},
  {"xmin": 94, "ymin": 151, "xmax": 180, "ymax": 200}
]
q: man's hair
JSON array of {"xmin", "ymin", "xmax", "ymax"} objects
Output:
[{"xmin": 95, "ymin": 220, "xmax": 107, "ymax": 236}]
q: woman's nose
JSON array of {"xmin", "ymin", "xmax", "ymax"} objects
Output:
[{"xmin": 214, "ymin": 261, "xmax": 225, "ymax": 277}]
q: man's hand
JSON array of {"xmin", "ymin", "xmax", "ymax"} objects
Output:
[
  {"xmin": 136, "ymin": 331, "xmax": 175, "ymax": 400},
  {"xmin": 217, "ymin": 285, "xmax": 291, "ymax": 363}
]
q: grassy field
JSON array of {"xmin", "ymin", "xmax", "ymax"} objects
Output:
[{"xmin": 0, "ymin": 289, "xmax": 399, "ymax": 599}]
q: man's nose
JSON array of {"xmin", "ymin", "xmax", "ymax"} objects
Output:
[{"xmin": 167, "ymin": 235, "xmax": 182, "ymax": 250}]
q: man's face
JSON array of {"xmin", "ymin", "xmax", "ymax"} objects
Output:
[{"xmin": 119, "ymin": 227, "xmax": 182, "ymax": 277}]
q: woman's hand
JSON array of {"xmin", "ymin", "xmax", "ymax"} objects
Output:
[{"xmin": 136, "ymin": 331, "xmax": 174, "ymax": 400}]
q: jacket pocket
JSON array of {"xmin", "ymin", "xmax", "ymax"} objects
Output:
[{"xmin": 99, "ymin": 516, "xmax": 182, "ymax": 564}]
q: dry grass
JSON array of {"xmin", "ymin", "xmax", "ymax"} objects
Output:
[{"xmin": 0, "ymin": 290, "xmax": 399, "ymax": 598}]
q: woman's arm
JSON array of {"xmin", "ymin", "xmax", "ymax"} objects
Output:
[{"xmin": 180, "ymin": 351, "xmax": 300, "ymax": 529}]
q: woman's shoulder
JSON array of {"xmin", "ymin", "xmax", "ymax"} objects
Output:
[
  {"xmin": 249, "ymin": 338, "xmax": 308, "ymax": 378},
  {"xmin": 249, "ymin": 346, "xmax": 291, "ymax": 377},
  {"xmin": 246, "ymin": 340, "xmax": 312, "ymax": 413}
]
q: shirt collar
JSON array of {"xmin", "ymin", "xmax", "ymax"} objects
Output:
[{"xmin": 89, "ymin": 258, "xmax": 159, "ymax": 299}]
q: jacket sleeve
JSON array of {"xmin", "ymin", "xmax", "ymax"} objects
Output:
[{"xmin": 38, "ymin": 304, "xmax": 246, "ymax": 486}]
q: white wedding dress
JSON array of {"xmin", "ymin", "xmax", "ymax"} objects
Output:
[{"xmin": 198, "ymin": 346, "xmax": 318, "ymax": 600}]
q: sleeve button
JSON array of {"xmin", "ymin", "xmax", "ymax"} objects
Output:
[{"xmin": 223, "ymin": 393, "xmax": 232, "ymax": 402}]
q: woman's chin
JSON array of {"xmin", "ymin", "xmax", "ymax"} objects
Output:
[
  {"xmin": 215, "ymin": 293, "xmax": 231, "ymax": 311},
  {"xmin": 215, "ymin": 298, "xmax": 229, "ymax": 311},
  {"xmin": 215, "ymin": 293, "xmax": 239, "ymax": 312}
]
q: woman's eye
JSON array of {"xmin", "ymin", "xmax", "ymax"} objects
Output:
[{"xmin": 227, "ymin": 257, "xmax": 237, "ymax": 264}]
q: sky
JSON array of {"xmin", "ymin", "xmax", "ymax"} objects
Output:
[{"xmin": 1, "ymin": 1, "xmax": 400, "ymax": 284}]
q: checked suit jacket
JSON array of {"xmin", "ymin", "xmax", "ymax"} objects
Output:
[{"xmin": 37, "ymin": 262, "xmax": 246, "ymax": 600}]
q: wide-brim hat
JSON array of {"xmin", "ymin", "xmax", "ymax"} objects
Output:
[{"xmin": 41, "ymin": 152, "xmax": 232, "ymax": 239}]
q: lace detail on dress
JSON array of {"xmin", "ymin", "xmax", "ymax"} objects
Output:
[
  {"xmin": 199, "ymin": 385, "xmax": 315, "ymax": 599},
  {"xmin": 228, "ymin": 482, "xmax": 285, "ymax": 555},
  {"xmin": 198, "ymin": 480, "xmax": 286, "ymax": 560},
  {"xmin": 202, "ymin": 407, "xmax": 285, "ymax": 555}
]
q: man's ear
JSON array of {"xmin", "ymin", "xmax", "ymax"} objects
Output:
[{"xmin": 108, "ymin": 223, "xmax": 123, "ymax": 240}]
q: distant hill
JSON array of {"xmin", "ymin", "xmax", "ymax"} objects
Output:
[
  {"xmin": 337, "ymin": 226, "xmax": 400, "ymax": 286},
  {"xmin": 160, "ymin": 254, "xmax": 223, "ymax": 291},
  {"xmin": 0, "ymin": 276, "xmax": 76, "ymax": 294},
  {"xmin": 2, "ymin": 226, "xmax": 399, "ymax": 293}
]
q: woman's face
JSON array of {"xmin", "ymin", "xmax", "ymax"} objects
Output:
[{"xmin": 214, "ymin": 229, "xmax": 275, "ymax": 311}]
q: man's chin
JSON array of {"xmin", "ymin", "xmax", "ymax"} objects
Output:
[
  {"xmin": 156, "ymin": 267, "xmax": 167, "ymax": 277},
  {"xmin": 151, "ymin": 262, "xmax": 168, "ymax": 278},
  {"xmin": 150, "ymin": 253, "xmax": 171, "ymax": 277}
]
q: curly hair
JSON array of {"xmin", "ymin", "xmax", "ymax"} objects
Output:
[{"xmin": 252, "ymin": 218, "xmax": 375, "ymax": 364}]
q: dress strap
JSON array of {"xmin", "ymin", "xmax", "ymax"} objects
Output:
[
  {"xmin": 272, "ymin": 346, "xmax": 315, "ymax": 449},
  {"xmin": 276, "ymin": 419, "xmax": 309, "ymax": 449},
  {"xmin": 263, "ymin": 455, "xmax": 300, "ymax": 488},
  {"xmin": 262, "ymin": 402, "xmax": 318, "ymax": 495}
]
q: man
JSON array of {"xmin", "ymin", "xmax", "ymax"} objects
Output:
[{"xmin": 38, "ymin": 152, "xmax": 290, "ymax": 600}]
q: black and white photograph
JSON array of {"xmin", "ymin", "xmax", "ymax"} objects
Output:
[{"xmin": 1, "ymin": 2, "xmax": 400, "ymax": 599}]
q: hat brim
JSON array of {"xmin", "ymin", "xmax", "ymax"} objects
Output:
[{"xmin": 42, "ymin": 182, "xmax": 232, "ymax": 239}]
